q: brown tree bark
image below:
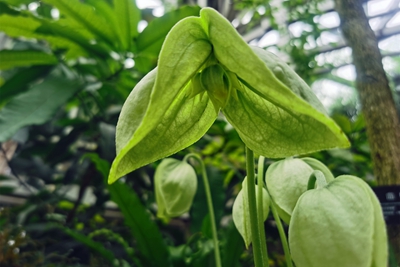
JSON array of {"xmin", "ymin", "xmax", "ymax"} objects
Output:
[{"xmin": 334, "ymin": 0, "xmax": 400, "ymax": 263}]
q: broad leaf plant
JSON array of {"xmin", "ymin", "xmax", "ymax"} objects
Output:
[{"xmin": 108, "ymin": 7, "xmax": 387, "ymax": 267}]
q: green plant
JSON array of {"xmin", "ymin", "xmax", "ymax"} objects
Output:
[
  {"xmin": 106, "ymin": 7, "xmax": 388, "ymax": 267},
  {"xmin": 0, "ymin": 1, "xmax": 389, "ymax": 266}
]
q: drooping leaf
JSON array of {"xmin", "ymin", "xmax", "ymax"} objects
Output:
[
  {"xmin": 108, "ymin": 181, "xmax": 171, "ymax": 267},
  {"xmin": 136, "ymin": 5, "xmax": 201, "ymax": 56},
  {"xmin": 118, "ymin": 17, "xmax": 212, "ymax": 153},
  {"xmin": 109, "ymin": 69, "xmax": 217, "ymax": 183},
  {"xmin": 250, "ymin": 46, "xmax": 327, "ymax": 115},
  {"xmin": 199, "ymin": 8, "xmax": 349, "ymax": 157},
  {"xmin": 42, "ymin": 0, "xmax": 116, "ymax": 47},
  {"xmin": 110, "ymin": 7, "xmax": 350, "ymax": 182},
  {"xmin": 0, "ymin": 76, "xmax": 80, "ymax": 142},
  {"xmin": 224, "ymin": 85, "xmax": 345, "ymax": 158},
  {"xmin": 0, "ymin": 50, "xmax": 58, "ymax": 70}
]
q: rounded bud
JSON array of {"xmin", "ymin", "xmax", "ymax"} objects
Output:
[
  {"xmin": 154, "ymin": 158, "xmax": 197, "ymax": 219},
  {"xmin": 265, "ymin": 158, "xmax": 313, "ymax": 223},
  {"xmin": 289, "ymin": 175, "xmax": 388, "ymax": 267},
  {"xmin": 200, "ymin": 64, "xmax": 231, "ymax": 109}
]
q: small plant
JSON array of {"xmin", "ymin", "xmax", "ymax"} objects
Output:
[{"xmin": 108, "ymin": 7, "xmax": 387, "ymax": 267}]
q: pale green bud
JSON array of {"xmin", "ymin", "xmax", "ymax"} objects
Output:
[
  {"xmin": 265, "ymin": 158, "xmax": 313, "ymax": 224},
  {"xmin": 196, "ymin": 64, "xmax": 242, "ymax": 111},
  {"xmin": 289, "ymin": 175, "xmax": 388, "ymax": 267},
  {"xmin": 232, "ymin": 177, "xmax": 270, "ymax": 248},
  {"xmin": 154, "ymin": 158, "xmax": 197, "ymax": 219}
]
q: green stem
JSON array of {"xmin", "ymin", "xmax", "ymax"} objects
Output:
[
  {"xmin": 184, "ymin": 154, "xmax": 222, "ymax": 267},
  {"xmin": 307, "ymin": 170, "xmax": 327, "ymax": 190},
  {"xmin": 257, "ymin": 156, "xmax": 270, "ymax": 267},
  {"xmin": 269, "ymin": 198, "xmax": 293, "ymax": 267},
  {"xmin": 245, "ymin": 147, "xmax": 263, "ymax": 267}
]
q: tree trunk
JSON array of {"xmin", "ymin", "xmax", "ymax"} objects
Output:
[{"xmin": 334, "ymin": 0, "xmax": 400, "ymax": 263}]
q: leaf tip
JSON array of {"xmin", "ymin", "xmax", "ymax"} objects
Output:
[{"xmin": 108, "ymin": 161, "xmax": 120, "ymax": 185}]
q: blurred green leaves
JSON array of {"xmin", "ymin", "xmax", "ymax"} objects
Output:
[
  {"xmin": 0, "ymin": 76, "xmax": 80, "ymax": 142},
  {"xmin": 0, "ymin": 50, "xmax": 58, "ymax": 70}
]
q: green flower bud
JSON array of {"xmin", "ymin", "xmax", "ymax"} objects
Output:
[
  {"xmin": 193, "ymin": 64, "xmax": 242, "ymax": 111},
  {"xmin": 232, "ymin": 177, "xmax": 270, "ymax": 248},
  {"xmin": 154, "ymin": 158, "xmax": 197, "ymax": 219},
  {"xmin": 289, "ymin": 175, "xmax": 388, "ymax": 267},
  {"xmin": 265, "ymin": 158, "xmax": 313, "ymax": 224}
]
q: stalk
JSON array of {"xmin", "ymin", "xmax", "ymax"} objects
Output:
[
  {"xmin": 184, "ymin": 154, "xmax": 221, "ymax": 267},
  {"xmin": 245, "ymin": 147, "xmax": 263, "ymax": 267},
  {"xmin": 257, "ymin": 156, "xmax": 270, "ymax": 267},
  {"xmin": 269, "ymin": 198, "xmax": 293, "ymax": 267}
]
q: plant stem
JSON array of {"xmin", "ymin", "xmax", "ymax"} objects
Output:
[
  {"xmin": 184, "ymin": 154, "xmax": 222, "ymax": 267},
  {"xmin": 245, "ymin": 147, "xmax": 263, "ymax": 267},
  {"xmin": 257, "ymin": 156, "xmax": 270, "ymax": 267},
  {"xmin": 269, "ymin": 198, "xmax": 293, "ymax": 267},
  {"xmin": 307, "ymin": 170, "xmax": 327, "ymax": 190}
]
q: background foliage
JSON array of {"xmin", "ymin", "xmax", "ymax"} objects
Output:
[{"xmin": 0, "ymin": 0, "xmax": 397, "ymax": 266}]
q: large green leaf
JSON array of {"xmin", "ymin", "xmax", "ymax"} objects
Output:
[
  {"xmin": 130, "ymin": 17, "xmax": 212, "ymax": 147},
  {"xmin": 108, "ymin": 181, "xmax": 171, "ymax": 267},
  {"xmin": 42, "ymin": 0, "xmax": 116, "ymax": 47},
  {"xmin": 109, "ymin": 69, "xmax": 217, "ymax": 183},
  {"xmin": 0, "ymin": 76, "xmax": 80, "ymax": 142},
  {"xmin": 110, "ymin": 7, "xmax": 350, "ymax": 182},
  {"xmin": 198, "ymin": 8, "xmax": 349, "ymax": 157},
  {"xmin": 136, "ymin": 5, "xmax": 200, "ymax": 56},
  {"xmin": 224, "ymin": 86, "xmax": 345, "ymax": 157},
  {"xmin": 0, "ymin": 50, "xmax": 58, "ymax": 70}
]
